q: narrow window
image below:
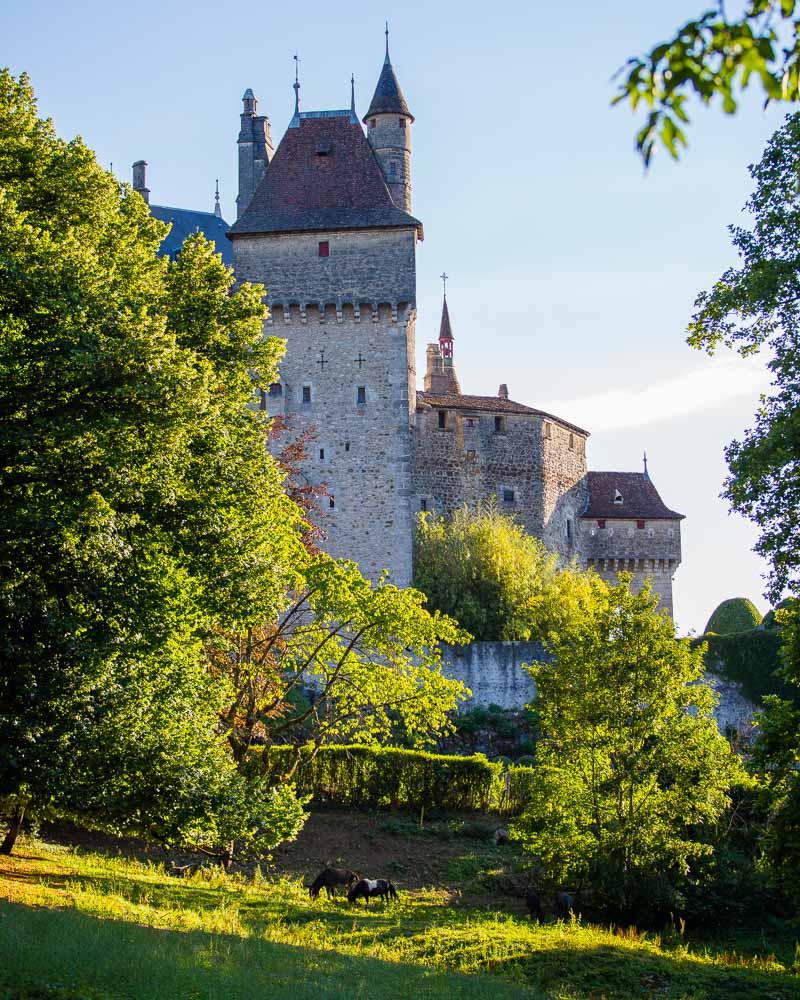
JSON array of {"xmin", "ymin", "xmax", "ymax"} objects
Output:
[
  {"xmin": 329, "ymin": 495, "xmax": 335, "ymax": 509},
  {"xmin": 356, "ymin": 386, "xmax": 366, "ymax": 406},
  {"xmin": 503, "ymin": 488, "xmax": 515, "ymax": 503},
  {"xmin": 319, "ymin": 448, "xmax": 325, "ymax": 460},
  {"xmin": 566, "ymin": 518, "xmax": 573, "ymax": 542},
  {"xmin": 420, "ymin": 498, "xmax": 428, "ymax": 511},
  {"xmin": 399, "ymin": 118, "xmax": 405, "ymax": 128},
  {"xmin": 637, "ymin": 519, "xmax": 645, "ymax": 530},
  {"xmin": 345, "ymin": 441, "xmax": 350, "ymax": 452},
  {"xmin": 318, "ymin": 241, "xmax": 329, "ymax": 257},
  {"xmin": 302, "ymin": 385, "xmax": 311, "ymax": 404},
  {"xmin": 569, "ymin": 433, "xmax": 574, "ymax": 450},
  {"xmin": 544, "ymin": 422, "xmax": 552, "ymax": 439},
  {"xmin": 259, "ymin": 389, "xmax": 267, "ymax": 411},
  {"xmin": 268, "ymin": 382, "xmax": 282, "ymax": 397},
  {"xmin": 597, "ymin": 518, "xmax": 606, "ymax": 528},
  {"xmin": 438, "ymin": 410, "xmax": 447, "ymax": 429},
  {"xmin": 494, "ymin": 416, "xmax": 505, "ymax": 433},
  {"xmin": 370, "ymin": 118, "xmax": 376, "ymax": 129}
]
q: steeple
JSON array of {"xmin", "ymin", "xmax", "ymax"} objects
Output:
[
  {"xmin": 214, "ymin": 179, "xmax": 221, "ymax": 218},
  {"xmin": 424, "ymin": 277, "xmax": 460, "ymax": 394},
  {"xmin": 293, "ymin": 54, "xmax": 301, "ymax": 116},
  {"xmin": 237, "ymin": 87, "xmax": 273, "ymax": 219},
  {"xmin": 350, "ymin": 74, "xmax": 356, "ymax": 116},
  {"xmin": 364, "ymin": 29, "xmax": 414, "ymax": 121},
  {"xmin": 439, "ymin": 272, "xmax": 453, "ymax": 360}
]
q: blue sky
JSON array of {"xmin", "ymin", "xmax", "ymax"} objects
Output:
[{"xmin": 6, "ymin": 0, "xmax": 786, "ymax": 633}]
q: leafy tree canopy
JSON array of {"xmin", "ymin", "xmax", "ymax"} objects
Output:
[
  {"xmin": 705, "ymin": 597, "xmax": 763, "ymax": 634},
  {"xmin": 513, "ymin": 573, "xmax": 742, "ymax": 920},
  {"xmin": 616, "ymin": 2, "xmax": 800, "ymax": 164},
  {"xmin": 0, "ymin": 69, "xmax": 306, "ymax": 856},
  {"xmin": 413, "ymin": 503, "xmax": 560, "ymax": 641}
]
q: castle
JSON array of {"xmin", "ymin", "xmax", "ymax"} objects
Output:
[{"xmin": 133, "ymin": 36, "xmax": 685, "ymax": 616}]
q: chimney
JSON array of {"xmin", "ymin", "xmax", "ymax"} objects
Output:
[
  {"xmin": 498, "ymin": 384, "xmax": 509, "ymax": 400},
  {"xmin": 132, "ymin": 160, "xmax": 150, "ymax": 205}
]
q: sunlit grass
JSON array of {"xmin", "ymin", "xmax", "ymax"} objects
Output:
[{"xmin": 1, "ymin": 838, "xmax": 798, "ymax": 999}]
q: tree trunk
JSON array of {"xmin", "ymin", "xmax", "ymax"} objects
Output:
[{"xmin": 0, "ymin": 803, "xmax": 26, "ymax": 855}]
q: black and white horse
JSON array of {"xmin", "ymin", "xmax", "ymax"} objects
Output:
[{"xmin": 347, "ymin": 878, "xmax": 398, "ymax": 905}]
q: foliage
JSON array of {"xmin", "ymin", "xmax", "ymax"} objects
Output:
[
  {"xmin": 513, "ymin": 574, "xmax": 742, "ymax": 921},
  {"xmin": 705, "ymin": 597, "xmax": 763, "ymax": 634},
  {"xmin": 413, "ymin": 503, "xmax": 560, "ymax": 641},
  {"xmin": 615, "ymin": 2, "xmax": 800, "ymax": 165},
  {"xmin": 207, "ymin": 555, "xmax": 470, "ymax": 757},
  {"xmin": 763, "ymin": 597, "xmax": 797, "ymax": 628},
  {"xmin": 255, "ymin": 744, "xmax": 536, "ymax": 816},
  {"xmin": 687, "ymin": 112, "xmax": 800, "ymax": 603},
  {"xmin": 2, "ymin": 842, "xmax": 799, "ymax": 1000},
  {"xmin": 0, "ymin": 69, "xmax": 306, "ymax": 857},
  {"xmin": 696, "ymin": 628, "xmax": 797, "ymax": 705}
]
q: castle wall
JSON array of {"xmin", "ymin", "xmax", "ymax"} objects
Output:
[
  {"xmin": 411, "ymin": 410, "xmax": 588, "ymax": 561},
  {"xmin": 233, "ymin": 228, "xmax": 418, "ymax": 585},
  {"xmin": 579, "ymin": 517, "xmax": 681, "ymax": 616}
]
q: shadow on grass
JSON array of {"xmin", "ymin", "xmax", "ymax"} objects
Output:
[{"xmin": 0, "ymin": 900, "xmax": 538, "ymax": 1000}]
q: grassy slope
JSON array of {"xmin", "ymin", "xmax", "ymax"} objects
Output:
[{"xmin": 1, "ymin": 839, "xmax": 798, "ymax": 1000}]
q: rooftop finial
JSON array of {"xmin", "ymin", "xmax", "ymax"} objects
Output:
[
  {"xmin": 293, "ymin": 53, "xmax": 300, "ymax": 114},
  {"xmin": 214, "ymin": 178, "xmax": 221, "ymax": 218},
  {"xmin": 385, "ymin": 20, "xmax": 390, "ymax": 61},
  {"xmin": 350, "ymin": 73, "xmax": 356, "ymax": 115},
  {"xmin": 440, "ymin": 271, "xmax": 448, "ymax": 298},
  {"xmin": 643, "ymin": 451, "xmax": 649, "ymax": 477}
]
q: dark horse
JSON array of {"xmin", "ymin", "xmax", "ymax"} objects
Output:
[
  {"xmin": 525, "ymin": 888, "xmax": 544, "ymax": 922},
  {"xmin": 347, "ymin": 878, "xmax": 398, "ymax": 905},
  {"xmin": 308, "ymin": 867, "xmax": 358, "ymax": 900}
]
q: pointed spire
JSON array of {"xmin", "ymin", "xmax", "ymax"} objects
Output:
[
  {"xmin": 364, "ymin": 28, "xmax": 414, "ymax": 121},
  {"xmin": 439, "ymin": 273, "xmax": 454, "ymax": 360},
  {"xmin": 293, "ymin": 53, "xmax": 301, "ymax": 115},
  {"xmin": 214, "ymin": 179, "xmax": 221, "ymax": 218},
  {"xmin": 643, "ymin": 451, "xmax": 649, "ymax": 478},
  {"xmin": 350, "ymin": 73, "xmax": 356, "ymax": 115}
]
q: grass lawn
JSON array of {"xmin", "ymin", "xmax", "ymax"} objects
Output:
[{"xmin": 1, "ymin": 838, "xmax": 798, "ymax": 999}]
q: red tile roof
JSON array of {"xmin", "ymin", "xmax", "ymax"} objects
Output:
[
  {"xmin": 581, "ymin": 471, "xmax": 684, "ymax": 520},
  {"xmin": 229, "ymin": 112, "xmax": 421, "ymax": 237},
  {"xmin": 417, "ymin": 391, "xmax": 589, "ymax": 434}
]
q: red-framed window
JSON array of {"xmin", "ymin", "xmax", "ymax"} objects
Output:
[{"xmin": 318, "ymin": 241, "xmax": 329, "ymax": 257}]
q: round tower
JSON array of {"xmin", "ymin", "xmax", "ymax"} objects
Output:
[{"xmin": 364, "ymin": 28, "xmax": 414, "ymax": 211}]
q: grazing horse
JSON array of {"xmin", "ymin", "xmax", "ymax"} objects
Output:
[
  {"xmin": 308, "ymin": 867, "xmax": 358, "ymax": 900},
  {"xmin": 524, "ymin": 888, "xmax": 543, "ymax": 922},
  {"xmin": 347, "ymin": 878, "xmax": 398, "ymax": 905},
  {"xmin": 555, "ymin": 891, "xmax": 574, "ymax": 920}
]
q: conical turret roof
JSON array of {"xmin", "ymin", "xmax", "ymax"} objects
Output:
[
  {"xmin": 439, "ymin": 296, "xmax": 453, "ymax": 341},
  {"xmin": 364, "ymin": 53, "xmax": 414, "ymax": 121}
]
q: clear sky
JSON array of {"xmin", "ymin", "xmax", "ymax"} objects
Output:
[{"xmin": 6, "ymin": 0, "xmax": 786, "ymax": 633}]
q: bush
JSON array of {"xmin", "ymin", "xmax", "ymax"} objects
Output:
[
  {"xmin": 705, "ymin": 598, "xmax": 762, "ymax": 635},
  {"xmin": 252, "ymin": 745, "xmax": 535, "ymax": 816},
  {"xmin": 698, "ymin": 629, "xmax": 798, "ymax": 705}
]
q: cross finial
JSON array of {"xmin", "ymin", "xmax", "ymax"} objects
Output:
[
  {"xmin": 643, "ymin": 451, "xmax": 649, "ymax": 477},
  {"xmin": 214, "ymin": 178, "xmax": 221, "ymax": 218},
  {"xmin": 440, "ymin": 272, "xmax": 448, "ymax": 298},
  {"xmin": 293, "ymin": 53, "xmax": 301, "ymax": 114}
]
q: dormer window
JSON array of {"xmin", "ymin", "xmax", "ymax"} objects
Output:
[{"xmin": 613, "ymin": 490, "xmax": 623, "ymax": 505}]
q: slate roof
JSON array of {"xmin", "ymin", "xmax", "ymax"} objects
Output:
[
  {"xmin": 229, "ymin": 112, "xmax": 422, "ymax": 237},
  {"xmin": 150, "ymin": 205, "xmax": 234, "ymax": 266},
  {"xmin": 439, "ymin": 298, "xmax": 453, "ymax": 341},
  {"xmin": 417, "ymin": 391, "xmax": 589, "ymax": 433},
  {"xmin": 581, "ymin": 471, "xmax": 684, "ymax": 520},
  {"xmin": 364, "ymin": 54, "xmax": 414, "ymax": 120}
]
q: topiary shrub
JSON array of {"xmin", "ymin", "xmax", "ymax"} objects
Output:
[
  {"xmin": 705, "ymin": 597, "xmax": 763, "ymax": 635},
  {"xmin": 762, "ymin": 598, "xmax": 797, "ymax": 629}
]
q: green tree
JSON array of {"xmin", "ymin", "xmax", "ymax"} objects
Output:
[
  {"xmin": 687, "ymin": 113, "xmax": 800, "ymax": 604},
  {"xmin": 0, "ymin": 69, "xmax": 306, "ymax": 856},
  {"xmin": 513, "ymin": 573, "xmax": 741, "ymax": 919},
  {"xmin": 209, "ymin": 555, "xmax": 470, "ymax": 759},
  {"xmin": 705, "ymin": 597, "xmax": 763, "ymax": 634},
  {"xmin": 616, "ymin": 2, "xmax": 800, "ymax": 164},
  {"xmin": 413, "ymin": 503, "xmax": 560, "ymax": 641}
]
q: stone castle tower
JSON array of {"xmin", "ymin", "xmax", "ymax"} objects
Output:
[
  {"xmin": 139, "ymin": 34, "xmax": 684, "ymax": 615},
  {"xmin": 229, "ymin": 41, "xmax": 421, "ymax": 584}
]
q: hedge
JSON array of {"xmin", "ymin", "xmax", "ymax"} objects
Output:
[
  {"xmin": 253, "ymin": 744, "xmax": 536, "ymax": 816},
  {"xmin": 696, "ymin": 628, "xmax": 798, "ymax": 706}
]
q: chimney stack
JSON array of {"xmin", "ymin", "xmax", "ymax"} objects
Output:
[
  {"xmin": 498, "ymin": 384, "xmax": 509, "ymax": 400},
  {"xmin": 132, "ymin": 160, "xmax": 150, "ymax": 205}
]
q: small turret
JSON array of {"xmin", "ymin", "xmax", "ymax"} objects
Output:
[
  {"xmin": 364, "ymin": 26, "xmax": 413, "ymax": 211},
  {"xmin": 424, "ymin": 280, "xmax": 461, "ymax": 394},
  {"xmin": 237, "ymin": 87, "xmax": 274, "ymax": 219},
  {"xmin": 132, "ymin": 160, "xmax": 150, "ymax": 205}
]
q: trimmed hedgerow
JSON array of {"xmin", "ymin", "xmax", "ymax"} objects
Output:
[
  {"xmin": 705, "ymin": 598, "xmax": 762, "ymax": 636},
  {"xmin": 251, "ymin": 745, "xmax": 535, "ymax": 816}
]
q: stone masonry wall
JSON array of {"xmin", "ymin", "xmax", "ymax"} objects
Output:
[
  {"xmin": 232, "ymin": 227, "xmax": 418, "ymax": 585},
  {"xmin": 412, "ymin": 410, "xmax": 588, "ymax": 561},
  {"xmin": 578, "ymin": 517, "xmax": 681, "ymax": 616}
]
